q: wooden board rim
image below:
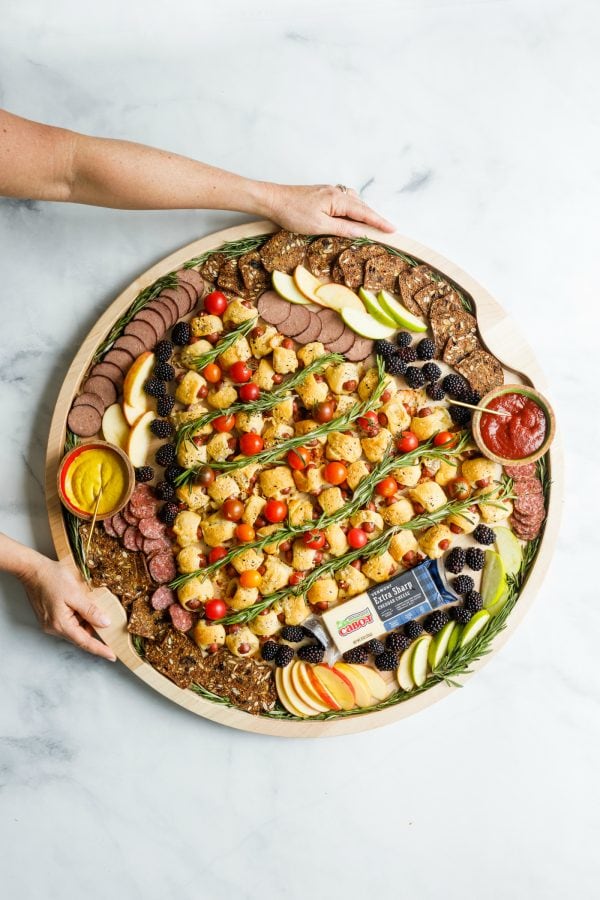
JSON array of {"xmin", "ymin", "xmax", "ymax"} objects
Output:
[{"xmin": 45, "ymin": 220, "xmax": 564, "ymax": 737}]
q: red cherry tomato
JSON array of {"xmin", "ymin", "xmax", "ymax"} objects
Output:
[
  {"xmin": 239, "ymin": 381, "xmax": 260, "ymax": 402},
  {"xmin": 235, "ymin": 523, "xmax": 256, "ymax": 542},
  {"xmin": 397, "ymin": 430, "xmax": 419, "ymax": 453},
  {"xmin": 205, "ymin": 598, "xmax": 228, "ymax": 620},
  {"xmin": 433, "ymin": 431, "xmax": 457, "ymax": 448},
  {"xmin": 324, "ymin": 461, "xmax": 347, "ymax": 485},
  {"xmin": 230, "ymin": 361, "xmax": 252, "ymax": 384},
  {"xmin": 264, "ymin": 499, "xmax": 288, "ymax": 524},
  {"xmin": 203, "ymin": 363, "xmax": 222, "ymax": 383},
  {"xmin": 239, "ymin": 432, "xmax": 264, "ymax": 455},
  {"xmin": 314, "ymin": 400, "xmax": 335, "ymax": 423},
  {"xmin": 204, "ymin": 291, "xmax": 228, "ymax": 316},
  {"xmin": 347, "ymin": 527, "xmax": 368, "ymax": 549},
  {"xmin": 222, "ymin": 498, "xmax": 244, "ymax": 521},
  {"xmin": 303, "ymin": 529, "xmax": 326, "ymax": 550},
  {"xmin": 447, "ymin": 477, "xmax": 472, "ymax": 501},
  {"xmin": 357, "ymin": 411, "xmax": 379, "ymax": 433},
  {"xmin": 208, "ymin": 547, "xmax": 228, "ymax": 564},
  {"xmin": 287, "ymin": 447, "xmax": 308, "ymax": 470},
  {"xmin": 375, "ymin": 476, "xmax": 398, "ymax": 498},
  {"xmin": 239, "ymin": 570, "xmax": 261, "ymax": 589},
  {"xmin": 288, "ymin": 571, "xmax": 304, "ymax": 586},
  {"xmin": 213, "ymin": 414, "xmax": 236, "ymax": 433}
]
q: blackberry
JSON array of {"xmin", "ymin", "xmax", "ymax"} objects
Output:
[
  {"xmin": 363, "ymin": 638, "xmax": 385, "ymax": 656},
  {"xmin": 159, "ymin": 502, "xmax": 179, "ymax": 526},
  {"xmin": 164, "ymin": 463, "xmax": 184, "ymax": 484},
  {"xmin": 398, "ymin": 345, "xmax": 417, "ymax": 363},
  {"xmin": 425, "ymin": 610, "xmax": 450, "ymax": 634},
  {"xmin": 468, "ymin": 390, "xmax": 482, "ymax": 406},
  {"xmin": 342, "ymin": 645, "xmax": 369, "ymax": 664},
  {"xmin": 297, "ymin": 643, "xmax": 325, "ymax": 664},
  {"xmin": 157, "ymin": 394, "xmax": 175, "ymax": 417},
  {"xmin": 155, "ymin": 480, "xmax": 176, "ymax": 501},
  {"xmin": 445, "ymin": 547, "xmax": 466, "ymax": 574},
  {"xmin": 375, "ymin": 650, "xmax": 398, "ymax": 671},
  {"xmin": 427, "ymin": 382, "xmax": 445, "ymax": 401},
  {"xmin": 405, "ymin": 620, "xmax": 424, "ymax": 640},
  {"xmin": 275, "ymin": 645, "xmax": 294, "ymax": 668},
  {"xmin": 150, "ymin": 418, "xmax": 174, "ymax": 439},
  {"xmin": 474, "ymin": 524, "xmax": 495, "ymax": 545},
  {"xmin": 396, "ymin": 331, "xmax": 412, "ymax": 348},
  {"xmin": 144, "ymin": 377, "xmax": 166, "ymax": 398},
  {"xmin": 405, "ymin": 366, "xmax": 426, "ymax": 389},
  {"xmin": 385, "ymin": 355, "xmax": 407, "ymax": 377},
  {"xmin": 450, "ymin": 605, "xmax": 473, "ymax": 625},
  {"xmin": 442, "ymin": 373, "xmax": 470, "ymax": 400},
  {"xmin": 422, "ymin": 362, "xmax": 442, "ymax": 383},
  {"xmin": 416, "ymin": 338, "xmax": 436, "ymax": 361},
  {"xmin": 464, "ymin": 590, "xmax": 484, "ymax": 613},
  {"xmin": 155, "ymin": 339, "xmax": 174, "ymax": 362},
  {"xmin": 449, "ymin": 405, "xmax": 471, "ymax": 427},
  {"xmin": 386, "ymin": 632, "xmax": 411, "ymax": 653},
  {"xmin": 154, "ymin": 362, "xmax": 175, "ymax": 382},
  {"xmin": 453, "ymin": 574, "xmax": 474, "ymax": 595},
  {"xmin": 302, "ymin": 626, "xmax": 324, "ymax": 646},
  {"xmin": 171, "ymin": 321, "xmax": 191, "ymax": 346},
  {"xmin": 280, "ymin": 625, "xmax": 305, "ymax": 643},
  {"xmin": 374, "ymin": 339, "xmax": 398, "ymax": 361},
  {"xmin": 261, "ymin": 640, "xmax": 279, "ymax": 661},
  {"xmin": 134, "ymin": 465, "xmax": 154, "ymax": 483},
  {"xmin": 466, "ymin": 547, "xmax": 485, "ymax": 571},
  {"xmin": 155, "ymin": 443, "xmax": 176, "ymax": 467}
]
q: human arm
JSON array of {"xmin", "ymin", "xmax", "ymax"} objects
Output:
[{"xmin": 0, "ymin": 109, "xmax": 394, "ymax": 238}]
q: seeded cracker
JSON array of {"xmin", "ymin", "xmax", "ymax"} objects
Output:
[
  {"xmin": 194, "ymin": 649, "xmax": 277, "ymax": 715},
  {"xmin": 81, "ymin": 524, "xmax": 152, "ymax": 606},
  {"xmin": 456, "ymin": 349, "xmax": 504, "ymax": 395},
  {"xmin": 259, "ymin": 230, "xmax": 307, "ymax": 273},
  {"xmin": 200, "ymin": 252, "xmax": 225, "ymax": 284},
  {"xmin": 144, "ymin": 629, "xmax": 205, "ymax": 690},
  {"xmin": 218, "ymin": 257, "xmax": 246, "ymax": 296},
  {"xmin": 338, "ymin": 244, "xmax": 386, "ymax": 289},
  {"xmin": 127, "ymin": 597, "xmax": 169, "ymax": 641},
  {"xmin": 399, "ymin": 265, "xmax": 434, "ymax": 315},
  {"xmin": 238, "ymin": 250, "xmax": 270, "ymax": 297},
  {"xmin": 363, "ymin": 252, "xmax": 409, "ymax": 292},
  {"xmin": 413, "ymin": 280, "xmax": 451, "ymax": 316},
  {"xmin": 331, "ymin": 261, "xmax": 345, "ymax": 283},
  {"xmin": 306, "ymin": 236, "xmax": 351, "ymax": 278},
  {"xmin": 443, "ymin": 331, "xmax": 481, "ymax": 366},
  {"xmin": 430, "ymin": 310, "xmax": 477, "ymax": 357}
]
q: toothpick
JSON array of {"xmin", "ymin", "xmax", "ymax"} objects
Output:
[
  {"xmin": 451, "ymin": 399, "xmax": 511, "ymax": 418},
  {"xmin": 85, "ymin": 487, "xmax": 103, "ymax": 558}
]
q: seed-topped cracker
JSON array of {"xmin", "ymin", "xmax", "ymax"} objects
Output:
[
  {"xmin": 456, "ymin": 349, "xmax": 504, "ymax": 395},
  {"xmin": 127, "ymin": 597, "xmax": 169, "ymax": 641},
  {"xmin": 306, "ymin": 236, "xmax": 351, "ymax": 279},
  {"xmin": 338, "ymin": 244, "xmax": 386, "ymax": 289},
  {"xmin": 195, "ymin": 649, "xmax": 278, "ymax": 715},
  {"xmin": 200, "ymin": 253, "xmax": 225, "ymax": 284},
  {"xmin": 144, "ymin": 628, "xmax": 205, "ymax": 690},
  {"xmin": 399, "ymin": 265, "xmax": 435, "ymax": 316},
  {"xmin": 218, "ymin": 258, "xmax": 246, "ymax": 296},
  {"xmin": 363, "ymin": 252, "xmax": 409, "ymax": 292},
  {"xmin": 331, "ymin": 261, "xmax": 345, "ymax": 283},
  {"xmin": 81, "ymin": 524, "xmax": 152, "ymax": 606},
  {"xmin": 429, "ymin": 291, "xmax": 464, "ymax": 320},
  {"xmin": 238, "ymin": 250, "xmax": 270, "ymax": 298},
  {"xmin": 443, "ymin": 331, "xmax": 481, "ymax": 366},
  {"xmin": 430, "ymin": 308, "xmax": 477, "ymax": 357},
  {"xmin": 413, "ymin": 280, "xmax": 451, "ymax": 316},
  {"xmin": 259, "ymin": 230, "xmax": 307, "ymax": 273}
]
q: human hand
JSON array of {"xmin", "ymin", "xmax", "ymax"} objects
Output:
[
  {"xmin": 265, "ymin": 183, "xmax": 395, "ymax": 238},
  {"xmin": 22, "ymin": 555, "xmax": 116, "ymax": 661}
]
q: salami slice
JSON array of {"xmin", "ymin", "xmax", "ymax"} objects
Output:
[
  {"xmin": 279, "ymin": 305, "xmax": 311, "ymax": 337},
  {"xmin": 67, "ymin": 404, "xmax": 102, "ymax": 437},
  {"xmin": 89, "ymin": 362, "xmax": 125, "ymax": 388},
  {"xmin": 150, "ymin": 586, "xmax": 176, "ymax": 610},
  {"xmin": 123, "ymin": 525, "xmax": 141, "ymax": 551},
  {"xmin": 135, "ymin": 530, "xmax": 146, "ymax": 552},
  {"xmin": 123, "ymin": 319, "xmax": 157, "ymax": 350},
  {"xmin": 73, "ymin": 392, "xmax": 105, "ymax": 415},
  {"xmin": 103, "ymin": 348, "xmax": 135, "ymax": 374},
  {"xmin": 345, "ymin": 337, "xmax": 374, "ymax": 362},
  {"xmin": 133, "ymin": 308, "xmax": 165, "ymax": 342},
  {"xmin": 129, "ymin": 486, "xmax": 159, "ymax": 518},
  {"xmin": 138, "ymin": 516, "xmax": 167, "ymax": 539},
  {"xmin": 257, "ymin": 291, "xmax": 291, "ymax": 325},
  {"xmin": 148, "ymin": 552, "xmax": 177, "ymax": 584},
  {"xmin": 504, "ymin": 463, "xmax": 537, "ymax": 480},
  {"xmin": 113, "ymin": 334, "xmax": 146, "ymax": 359},
  {"xmin": 316, "ymin": 309, "xmax": 345, "ymax": 343},
  {"xmin": 143, "ymin": 536, "xmax": 172, "ymax": 555},
  {"xmin": 169, "ymin": 604, "xmax": 194, "ymax": 632},
  {"xmin": 294, "ymin": 313, "xmax": 322, "ymax": 345},
  {"xmin": 82, "ymin": 375, "xmax": 117, "ymax": 407},
  {"xmin": 103, "ymin": 516, "xmax": 118, "ymax": 538},
  {"xmin": 112, "ymin": 512, "xmax": 128, "ymax": 537},
  {"xmin": 177, "ymin": 268, "xmax": 205, "ymax": 296},
  {"xmin": 325, "ymin": 328, "xmax": 356, "ymax": 355},
  {"xmin": 513, "ymin": 479, "xmax": 543, "ymax": 497},
  {"xmin": 122, "ymin": 504, "xmax": 140, "ymax": 526}
]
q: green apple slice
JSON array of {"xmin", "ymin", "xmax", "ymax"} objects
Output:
[
  {"xmin": 410, "ymin": 634, "xmax": 432, "ymax": 687},
  {"xmin": 459, "ymin": 609, "xmax": 491, "ymax": 646},
  {"xmin": 358, "ymin": 287, "xmax": 397, "ymax": 327},
  {"xmin": 377, "ymin": 290, "xmax": 427, "ymax": 332},
  {"xmin": 494, "ymin": 526, "xmax": 523, "ymax": 578},
  {"xmin": 428, "ymin": 621, "xmax": 456, "ymax": 669},
  {"xmin": 486, "ymin": 587, "xmax": 510, "ymax": 618},
  {"xmin": 341, "ymin": 307, "xmax": 396, "ymax": 340},
  {"xmin": 397, "ymin": 644, "xmax": 416, "ymax": 692},
  {"xmin": 272, "ymin": 270, "xmax": 311, "ymax": 305},
  {"xmin": 481, "ymin": 550, "xmax": 507, "ymax": 612},
  {"xmin": 447, "ymin": 624, "xmax": 462, "ymax": 654}
]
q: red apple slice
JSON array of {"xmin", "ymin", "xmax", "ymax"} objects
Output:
[
  {"xmin": 126, "ymin": 410, "xmax": 155, "ymax": 467},
  {"xmin": 275, "ymin": 668, "xmax": 308, "ymax": 717},
  {"xmin": 122, "ymin": 351, "xmax": 155, "ymax": 425},
  {"xmin": 306, "ymin": 666, "xmax": 342, "ymax": 711},
  {"xmin": 281, "ymin": 662, "xmax": 318, "ymax": 717},
  {"xmin": 293, "ymin": 265, "xmax": 324, "ymax": 303},
  {"xmin": 357, "ymin": 665, "xmax": 391, "ymax": 701},
  {"xmin": 312, "ymin": 665, "xmax": 356, "ymax": 710},
  {"xmin": 292, "ymin": 661, "xmax": 330, "ymax": 713},
  {"xmin": 334, "ymin": 663, "xmax": 373, "ymax": 708}
]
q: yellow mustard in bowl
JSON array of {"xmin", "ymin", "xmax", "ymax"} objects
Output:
[{"xmin": 58, "ymin": 442, "xmax": 134, "ymax": 520}]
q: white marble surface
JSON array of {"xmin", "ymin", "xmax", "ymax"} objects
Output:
[{"xmin": 1, "ymin": 1, "xmax": 599, "ymax": 897}]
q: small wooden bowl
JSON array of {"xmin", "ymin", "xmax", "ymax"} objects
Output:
[
  {"xmin": 57, "ymin": 441, "xmax": 135, "ymax": 521},
  {"xmin": 472, "ymin": 384, "xmax": 556, "ymax": 466}
]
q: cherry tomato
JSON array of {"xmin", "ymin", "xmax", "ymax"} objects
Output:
[
  {"xmin": 213, "ymin": 414, "xmax": 236, "ymax": 433},
  {"xmin": 239, "ymin": 570, "xmax": 262, "ymax": 589},
  {"xmin": 447, "ymin": 477, "xmax": 472, "ymax": 501},
  {"xmin": 324, "ymin": 461, "xmax": 347, "ymax": 485},
  {"xmin": 239, "ymin": 381, "xmax": 260, "ymax": 402},
  {"xmin": 433, "ymin": 431, "xmax": 457, "ymax": 448},
  {"xmin": 230, "ymin": 361, "xmax": 252, "ymax": 384},
  {"xmin": 235, "ymin": 523, "xmax": 256, "ymax": 542},
  {"xmin": 204, "ymin": 291, "xmax": 228, "ymax": 316},
  {"xmin": 239, "ymin": 432, "xmax": 264, "ymax": 455},
  {"xmin": 357, "ymin": 411, "xmax": 379, "ymax": 433},
  {"xmin": 264, "ymin": 499, "xmax": 288, "ymax": 524},
  {"xmin": 203, "ymin": 363, "xmax": 222, "ymax": 383},
  {"xmin": 288, "ymin": 571, "xmax": 305, "ymax": 586},
  {"xmin": 314, "ymin": 400, "xmax": 335, "ymax": 423},
  {"xmin": 196, "ymin": 466, "xmax": 215, "ymax": 486},
  {"xmin": 287, "ymin": 447, "xmax": 308, "ymax": 470},
  {"xmin": 205, "ymin": 598, "xmax": 228, "ymax": 620},
  {"xmin": 208, "ymin": 547, "xmax": 227, "ymax": 564},
  {"xmin": 347, "ymin": 527, "xmax": 368, "ymax": 549},
  {"xmin": 303, "ymin": 529, "xmax": 326, "ymax": 550},
  {"xmin": 397, "ymin": 430, "xmax": 419, "ymax": 453},
  {"xmin": 222, "ymin": 498, "xmax": 244, "ymax": 521},
  {"xmin": 375, "ymin": 476, "xmax": 398, "ymax": 497}
]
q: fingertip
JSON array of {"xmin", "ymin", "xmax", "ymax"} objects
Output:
[{"xmin": 97, "ymin": 614, "xmax": 111, "ymax": 628}]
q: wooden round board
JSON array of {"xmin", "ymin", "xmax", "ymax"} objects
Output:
[{"xmin": 45, "ymin": 221, "xmax": 563, "ymax": 737}]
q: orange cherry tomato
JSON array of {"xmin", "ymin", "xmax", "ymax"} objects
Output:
[
  {"xmin": 323, "ymin": 461, "xmax": 347, "ymax": 486},
  {"xmin": 287, "ymin": 447, "xmax": 308, "ymax": 470},
  {"xmin": 239, "ymin": 432, "xmax": 264, "ymax": 455},
  {"xmin": 433, "ymin": 431, "xmax": 457, "ymax": 448},
  {"xmin": 375, "ymin": 476, "xmax": 398, "ymax": 497},
  {"xmin": 239, "ymin": 569, "xmax": 262, "ymax": 589},
  {"xmin": 235, "ymin": 523, "xmax": 256, "ymax": 542},
  {"xmin": 203, "ymin": 363, "xmax": 222, "ymax": 383},
  {"xmin": 213, "ymin": 414, "xmax": 236, "ymax": 433},
  {"xmin": 264, "ymin": 499, "xmax": 288, "ymax": 523}
]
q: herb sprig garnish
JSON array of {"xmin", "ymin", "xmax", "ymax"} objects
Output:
[{"xmin": 186, "ymin": 318, "xmax": 256, "ymax": 373}]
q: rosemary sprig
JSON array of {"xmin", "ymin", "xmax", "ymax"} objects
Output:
[
  {"xmin": 65, "ymin": 512, "xmax": 91, "ymax": 582},
  {"xmin": 182, "ymin": 234, "xmax": 272, "ymax": 271},
  {"xmin": 131, "ymin": 635, "xmax": 146, "ymax": 657},
  {"xmin": 187, "ymin": 317, "xmax": 256, "ymax": 373}
]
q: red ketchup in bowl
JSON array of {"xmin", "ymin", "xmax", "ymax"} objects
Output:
[{"xmin": 480, "ymin": 392, "xmax": 546, "ymax": 460}]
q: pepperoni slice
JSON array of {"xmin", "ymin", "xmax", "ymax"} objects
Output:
[
  {"xmin": 122, "ymin": 504, "xmax": 140, "ymax": 526},
  {"xmin": 143, "ymin": 536, "xmax": 172, "ymax": 555}
]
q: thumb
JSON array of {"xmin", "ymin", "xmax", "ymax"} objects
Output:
[{"xmin": 68, "ymin": 591, "xmax": 112, "ymax": 628}]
